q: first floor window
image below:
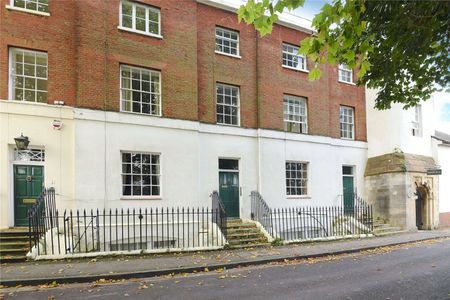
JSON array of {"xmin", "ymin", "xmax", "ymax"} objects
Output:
[
  {"xmin": 284, "ymin": 95, "xmax": 308, "ymax": 133},
  {"xmin": 122, "ymin": 152, "xmax": 161, "ymax": 196},
  {"xmin": 286, "ymin": 161, "xmax": 308, "ymax": 196},
  {"xmin": 216, "ymin": 83, "xmax": 240, "ymax": 126},
  {"xmin": 120, "ymin": 1, "xmax": 160, "ymax": 36},
  {"xmin": 120, "ymin": 65, "xmax": 161, "ymax": 115},
  {"xmin": 215, "ymin": 27, "xmax": 239, "ymax": 56},
  {"xmin": 282, "ymin": 43, "xmax": 307, "ymax": 71},
  {"xmin": 338, "ymin": 64, "xmax": 353, "ymax": 83},
  {"xmin": 412, "ymin": 105, "xmax": 422, "ymax": 137},
  {"xmin": 340, "ymin": 106, "xmax": 355, "ymax": 139},
  {"xmin": 12, "ymin": 0, "xmax": 49, "ymax": 13},
  {"xmin": 10, "ymin": 48, "xmax": 48, "ymax": 103}
]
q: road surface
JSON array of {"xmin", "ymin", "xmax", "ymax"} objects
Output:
[{"xmin": 2, "ymin": 238, "xmax": 450, "ymax": 300}]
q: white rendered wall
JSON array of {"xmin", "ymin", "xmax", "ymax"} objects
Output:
[
  {"xmin": 0, "ymin": 101, "xmax": 74, "ymax": 228},
  {"xmin": 73, "ymin": 108, "xmax": 367, "ymax": 218},
  {"xmin": 366, "ymin": 88, "xmax": 435, "ymax": 158},
  {"xmin": 437, "ymin": 145, "xmax": 450, "ymax": 213}
]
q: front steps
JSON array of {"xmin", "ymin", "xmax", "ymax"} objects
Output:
[
  {"xmin": 0, "ymin": 228, "xmax": 31, "ymax": 263},
  {"xmin": 226, "ymin": 219, "xmax": 270, "ymax": 249},
  {"xmin": 373, "ymin": 219, "xmax": 407, "ymax": 236}
]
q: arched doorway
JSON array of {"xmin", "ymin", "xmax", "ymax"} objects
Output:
[{"xmin": 415, "ymin": 183, "xmax": 429, "ymax": 230}]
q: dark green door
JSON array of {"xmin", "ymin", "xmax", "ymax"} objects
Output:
[
  {"xmin": 219, "ymin": 172, "xmax": 240, "ymax": 218},
  {"xmin": 14, "ymin": 165, "xmax": 44, "ymax": 226},
  {"xmin": 343, "ymin": 176, "xmax": 354, "ymax": 212}
]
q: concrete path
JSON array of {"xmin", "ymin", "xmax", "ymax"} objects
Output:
[{"xmin": 1, "ymin": 229, "xmax": 449, "ymax": 287}]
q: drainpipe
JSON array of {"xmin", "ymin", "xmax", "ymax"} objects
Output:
[{"xmin": 255, "ymin": 31, "xmax": 262, "ymax": 193}]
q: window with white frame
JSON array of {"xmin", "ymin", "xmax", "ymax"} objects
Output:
[
  {"xmin": 284, "ymin": 95, "xmax": 308, "ymax": 134},
  {"xmin": 412, "ymin": 105, "xmax": 422, "ymax": 137},
  {"xmin": 10, "ymin": 0, "xmax": 49, "ymax": 13},
  {"xmin": 215, "ymin": 27, "xmax": 239, "ymax": 56},
  {"xmin": 216, "ymin": 83, "xmax": 239, "ymax": 126},
  {"xmin": 286, "ymin": 161, "xmax": 308, "ymax": 196},
  {"xmin": 120, "ymin": 65, "xmax": 161, "ymax": 116},
  {"xmin": 120, "ymin": 1, "xmax": 161, "ymax": 36},
  {"xmin": 340, "ymin": 106, "xmax": 355, "ymax": 139},
  {"xmin": 122, "ymin": 152, "xmax": 160, "ymax": 197},
  {"xmin": 338, "ymin": 64, "xmax": 353, "ymax": 83},
  {"xmin": 282, "ymin": 43, "xmax": 307, "ymax": 71},
  {"xmin": 10, "ymin": 48, "xmax": 48, "ymax": 103}
]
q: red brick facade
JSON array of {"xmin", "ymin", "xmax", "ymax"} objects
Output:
[{"xmin": 0, "ymin": 0, "xmax": 366, "ymax": 141}]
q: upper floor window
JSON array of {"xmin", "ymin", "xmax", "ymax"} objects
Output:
[
  {"xmin": 215, "ymin": 27, "xmax": 240, "ymax": 57},
  {"xmin": 122, "ymin": 152, "xmax": 161, "ymax": 197},
  {"xmin": 412, "ymin": 105, "xmax": 422, "ymax": 137},
  {"xmin": 284, "ymin": 95, "xmax": 308, "ymax": 134},
  {"xmin": 10, "ymin": 0, "xmax": 49, "ymax": 13},
  {"xmin": 120, "ymin": 65, "xmax": 161, "ymax": 116},
  {"xmin": 338, "ymin": 64, "xmax": 353, "ymax": 83},
  {"xmin": 10, "ymin": 48, "xmax": 48, "ymax": 103},
  {"xmin": 282, "ymin": 43, "xmax": 307, "ymax": 71},
  {"xmin": 286, "ymin": 161, "xmax": 308, "ymax": 196},
  {"xmin": 120, "ymin": 1, "xmax": 161, "ymax": 37},
  {"xmin": 216, "ymin": 83, "xmax": 240, "ymax": 126},
  {"xmin": 340, "ymin": 106, "xmax": 355, "ymax": 139}
]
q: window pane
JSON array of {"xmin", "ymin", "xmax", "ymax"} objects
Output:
[
  {"xmin": 122, "ymin": 2, "xmax": 132, "ymax": 15},
  {"xmin": 122, "ymin": 15, "xmax": 132, "ymax": 28},
  {"xmin": 219, "ymin": 159, "xmax": 238, "ymax": 170}
]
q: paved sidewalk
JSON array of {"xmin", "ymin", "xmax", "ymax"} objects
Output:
[{"xmin": 1, "ymin": 229, "xmax": 449, "ymax": 286}]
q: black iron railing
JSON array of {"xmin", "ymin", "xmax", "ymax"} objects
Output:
[
  {"xmin": 251, "ymin": 191, "xmax": 373, "ymax": 242},
  {"xmin": 211, "ymin": 191, "xmax": 227, "ymax": 239},
  {"xmin": 28, "ymin": 187, "xmax": 57, "ymax": 252},
  {"xmin": 250, "ymin": 191, "xmax": 273, "ymax": 236},
  {"xmin": 30, "ymin": 206, "xmax": 227, "ymax": 256}
]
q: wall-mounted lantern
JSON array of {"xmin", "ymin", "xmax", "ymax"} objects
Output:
[{"xmin": 14, "ymin": 133, "xmax": 30, "ymax": 150}]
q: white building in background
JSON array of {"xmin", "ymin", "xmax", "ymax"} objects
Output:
[{"xmin": 365, "ymin": 89, "xmax": 449, "ymax": 230}]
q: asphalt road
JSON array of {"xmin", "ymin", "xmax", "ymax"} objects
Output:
[{"xmin": 2, "ymin": 238, "xmax": 450, "ymax": 300}]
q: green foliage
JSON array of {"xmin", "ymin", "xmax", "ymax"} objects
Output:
[
  {"xmin": 271, "ymin": 237, "xmax": 284, "ymax": 246},
  {"xmin": 238, "ymin": 0, "xmax": 450, "ymax": 110}
]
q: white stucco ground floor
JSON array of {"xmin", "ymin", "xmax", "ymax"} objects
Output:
[
  {"xmin": 0, "ymin": 103, "xmax": 368, "ymax": 229},
  {"xmin": 436, "ymin": 142, "xmax": 450, "ymax": 227}
]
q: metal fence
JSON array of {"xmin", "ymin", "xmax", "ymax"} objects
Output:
[
  {"xmin": 29, "ymin": 190, "xmax": 227, "ymax": 257},
  {"xmin": 251, "ymin": 191, "xmax": 373, "ymax": 242}
]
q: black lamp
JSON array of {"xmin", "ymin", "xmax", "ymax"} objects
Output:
[{"xmin": 14, "ymin": 133, "xmax": 30, "ymax": 150}]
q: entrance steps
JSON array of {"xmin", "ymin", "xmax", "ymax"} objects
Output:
[
  {"xmin": 0, "ymin": 228, "xmax": 31, "ymax": 263},
  {"xmin": 373, "ymin": 219, "xmax": 407, "ymax": 236},
  {"xmin": 226, "ymin": 219, "xmax": 270, "ymax": 249}
]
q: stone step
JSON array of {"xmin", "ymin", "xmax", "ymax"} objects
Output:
[
  {"xmin": 0, "ymin": 235, "xmax": 29, "ymax": 242},
  {"xmin": 227, "ymin": 227, "xmax": 261, "ymax": 235},
  {"xmin": 0, "ymin": 254, "xmax": 28, "ymax": 263},
  {"xmin": 228, "ymin": 242, "xmax": 271, "ymax": 249},
  {"xmin": 0, "ymin": 248, "xmax": 29, "ymax": 256},
  {"xmin": 374, "ymin": 230, "xmax": 408, "ymax": 237},
  {"xmin": 225, "ymin": 223, "xmax": 257, "ymax": 229},
  {"xmin": 227, "ymin": 232, "xmax": 264, "ymax": 239},
  {"xmin": 228, "ymin": 237, "xmax": 267, "ymax": 245},
  {"xmin": 373, "ymin": 226, "xmax": 402, "ymax": 233},
  {"xmin": 0, "ymin": 241, "xmax": 29, "ymax": 250}
]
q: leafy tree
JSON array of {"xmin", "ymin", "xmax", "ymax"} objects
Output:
[{"xmin": 238, "ymin": 0, "xmax": 450, "ymax": 109}]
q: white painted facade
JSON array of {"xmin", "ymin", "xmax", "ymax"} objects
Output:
[
  {"xmin": 0, "ymin": 101, "xmax": 75, "ymax": 228},
  {"xmin": 72, "ymin": 108, "xmax": 367, "ymax": 219},
  {"xmin": 366, "ymin": 88, "xmax": 436, "ymax": 158}
]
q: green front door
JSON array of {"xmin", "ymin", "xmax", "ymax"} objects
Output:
[
  {"xmin": 343, "ymin": 176, "xmax": 354, "ymax": 209},
  {"xmin": 14, "ymin": 165, "xmax": 44, "ymax": 226},
  {"xmin": 219, "ymin": 172, "xmax": 240, "ymax": 218}
]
